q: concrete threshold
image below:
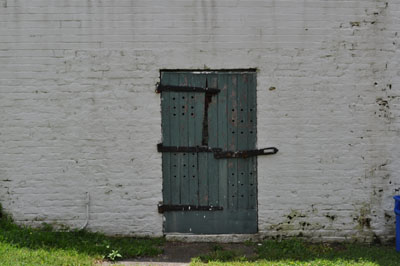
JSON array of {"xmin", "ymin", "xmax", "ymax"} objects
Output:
[{"xmin": 165, "ymin": 233, "xmax": 261, "ymax": 243}]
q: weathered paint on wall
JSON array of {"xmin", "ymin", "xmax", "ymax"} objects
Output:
[{"xmin": 0, "ymin": 0, "xmax": 399, "ymax": 242}]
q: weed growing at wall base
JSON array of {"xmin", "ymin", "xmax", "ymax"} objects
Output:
[{"xmin": 0, "ymin": 208, "xmax": 164, "ymax": 265}]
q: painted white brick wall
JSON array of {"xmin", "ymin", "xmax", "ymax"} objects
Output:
[{"xmin": 0, "ymin": 0, "xmax": 399, "ymax": 242}]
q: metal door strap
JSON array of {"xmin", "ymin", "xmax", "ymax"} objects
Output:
[
  {"xmin": 158, "ymin": 204, "xmax": 223, "ymax": 213},
  {"xmin": 157, "ymin": 144, "xmax": 278, "ymax": 158},
  {"xmin": 157, "ymin": 143, "xmax": 222, "ymax": 153},
  {"xmin": 214, "ymin": 147, "xmax": 279, "ymax": 159},
  {"xmin": 156, "ymin": 84, "xmax": 220, "ymax": 94}
]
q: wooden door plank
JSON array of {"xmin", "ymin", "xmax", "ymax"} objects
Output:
[
  {"xmin": 247, "ymin": 73, "xmax": 257, "ymax": 209},
  {"xmin": 207, "ymin": 74, "xmax": 219, "ymax": 207},
  {"xmin": 161, "ymin": 72, "xmax": 172, "ymax": 205},
  {"xmin": 187, "ymin": 74, "xmax": 199, "ymax": 205},
  {"xmin": 169, "ymin": 74, "xmax": 180, "ymax": 205},
  {"xmin": 237, "ymin": 74, "xmax": 249, "ymax": 209},
  {"xmin": 227, "ymin": 74, "xmax": 238, "ymax": 210},
  {"xmin": 192, "ymin": 74, "xmax": 205, "ymax": 206},
  {"xmin": 192, "ymin": 74, "xmax": 208, "ymax": 206},
  {"xmin": 179, "ymin": 73, "xmax": 190, "ymax": 205},
  {"xmin": 217, "ymin": 73, "xmax": 229, "ymax": 209},
  {"xmin": 247, "ymin": 73, "xmax": 257, "ymax": 150}
]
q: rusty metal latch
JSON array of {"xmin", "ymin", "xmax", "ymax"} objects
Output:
[
  {"xmin": 157, "ymin": 144, "xmax": 278, "ymax": 159},
  {"xmin": 158, "ymin": 204, "xmax": 223, "ymax": 213},
  {"xmin": 156, "ymin": 84, "xmax": 220, "ymax": 94},
  {"xmin": 213, "ymin": 147, "xmax": 279, "ymax": 159}
]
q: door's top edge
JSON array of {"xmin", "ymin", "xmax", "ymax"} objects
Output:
[{"xmin": 160, "ymin": 69, "xmax": 257, "ymax": 74}]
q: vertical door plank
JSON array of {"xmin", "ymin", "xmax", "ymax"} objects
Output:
[
  {"xmin": 193, "ymin": 75, "xmax": 205, "ymax": 206},
  {"xmin": 193, "ymin": 76, "xmax": 205, "ymax": 146},
  {"xmin": 247, "ymin": 73, "xmax": 257, "ymax": 209},
  {"xmin": 179, "ymin": 73, "xmax": 190, "ymax": 205},
  {"xmin": 187, "ymin": 74, "xmax": 196, "ymax": 147},
  {"xmin": 207, "ymin": 75, "xmax": 219, "ymax": 207},
  {"xmin": 227, "ymin": 74, "xmax": 238, "ymax": 210},
  {"xmin": 187, "ymin": 74, "xmax": 199, "ymax": 205},
  {"xmin": 188, "ymin": 150, "xmax": 198, "ymax": 205},
  {"xmin": 217, "ymin": 74, "xmax": 229, "ymax": 209},
  {"xmin": 192, "ymin": 74, "xmax": 208, "ymax": 206},
  {"xmin": 161, "ymin": 72, "xmax": 172, "ymax": 205},
  {"xmin": 247, "ymin": 73, "xmax": 257, "ymax": 150},
  {"xmin": 237, "ymin": 74, "xmax": 249, "ymax": 209},
  {"xmin": 169, "ymin": 74, "xmax": 180, "ymax": 205}
]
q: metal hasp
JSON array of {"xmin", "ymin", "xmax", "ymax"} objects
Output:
[
  {"xmin": 214, "ymin": 147, "xmax": 279, "ymax": 159},
  {"xmin": 158, "ymin": 204, "xmax": 223, "ymax": 213},
  {"xmin": 156, "ymin": 84, "xmax": 220, "ymax": 94}
]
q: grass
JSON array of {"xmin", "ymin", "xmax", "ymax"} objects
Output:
[
  {"xmin": 196, "ymin": 244, "xmax": 247, "ymax": 263},
  {"xmin": 192, "ymin": 239, "xmax": 400, "ymax": 266},
  {"xmin": 0, "ymin": 210, "xmax": 164, "ymax": 266},
  {"xmin": 1, "ymin": 203, "xmax": 399, "ymax": 266}
]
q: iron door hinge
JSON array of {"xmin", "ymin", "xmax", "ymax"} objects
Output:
[
  {"xmin": 157, "ymin": 144, "xmax": 278, "ymax": 158},
  {"xmin": 158, "ymin": 204, "xmax": 223, "ymax": 213},
  {"xmin": 156, "ymin": 84, "xmax": 220, "ymax": 94},
  {"xmin": 157, "ymin": 143, "xmax": 222, "ymax": 153}
]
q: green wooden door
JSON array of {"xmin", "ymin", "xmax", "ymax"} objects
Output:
[{"xmin": 160, "ymin": 71, "xmax": 257, "ymax": 234}]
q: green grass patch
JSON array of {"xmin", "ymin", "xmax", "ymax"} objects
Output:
[
  {"xmin": 192, "ymin": 239, "xmax": 400, "ymax": 266},
  {"xmin": 195, "ymin": 244, "xmax": 247, "ymax": 263},
  {"xmin": 0, "ymin": 210, "xmax": 164, "ymax": 266}
]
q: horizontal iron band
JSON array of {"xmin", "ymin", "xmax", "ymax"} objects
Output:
[
  {"xmin": 156, "ymin": 84, "xmax": 220, "ymax": 94},
  {"xmin": 157, "ymin": 144, "xmax": 278, "ymax": 158},
  {"xmin": 157, "ymin": 144, "xmax": 222, "ymax": 153},
  {"xmin": 214, "ymin": 147, "xmax": 279, "ymax": 159},
  {"xmin": 158, "ymin": 204, "xmax": 223, "ymax": 213}
]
